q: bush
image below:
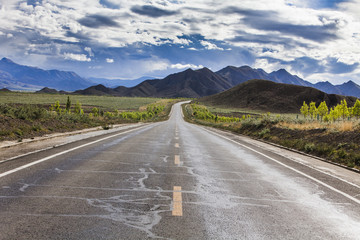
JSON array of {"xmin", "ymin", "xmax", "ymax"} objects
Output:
[
  {"xmin": 313, "ymin": 143, "xmax": 332, "ymax": 156},
  {"xmin": 337, "ymin": 149, "xmax": 348, "ymax": 159},
  {"xmin": 304, "ymin": 143, "xmax": 315, "ymax": 153},
  {"xmin": 0, "ymin": 104, "xmax": 48, "ymax": 120},
  {"xmin": 352, "ymin": 154, "xmax": 360, "ymax": 166},
  {"xmin": 258, "ymin": 128, "xmax": 270, "ymax": 138}
]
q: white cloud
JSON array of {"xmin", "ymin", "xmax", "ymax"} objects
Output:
[
  {"xmin": 200, "ymin": 40, "xmax": 224, "ymax": 50},
  {"xmin": 253, "ymin": 58, "xmax": 286, "ymax": 74},
  {"xmin": 338, "ymin": 0, "xmax": 360, "ymax": 21},
  {"xmin": 306, "ymin": 72, "xmax": 360, "ymax": 85},
  {"xmin": 0, "ymin": 0, "xmax": 359, "ymax": 82},
  {"xmin": 84, "ymin": 47, "xmax": 94, "ymax": 57},
  {"xmin": 63, "ymin": 53, "xmax": 91, "ymax": 62},
  {"xmin": 147, "ymin": 60, "xmax": 169, "ymax": 71},
  {"xmin": 106, "ymin": 58, "xmax": 114, "ymax": 63},
  {"xmin": 172, "ymin": 37, "xmax": 192, "ymax": 45},
  {"xmin": 170, "ymin": 63, "xmax": 204, "ymax": 69}
]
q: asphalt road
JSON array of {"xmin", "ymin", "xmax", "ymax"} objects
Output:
[{"xmin": 1, "ymin": 102, "xmax": 360, "ymax": 239}]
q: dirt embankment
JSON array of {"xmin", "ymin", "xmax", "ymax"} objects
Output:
[{"xmin": 237, "ymin": 121, "xmax": 360, "ymax": 169}]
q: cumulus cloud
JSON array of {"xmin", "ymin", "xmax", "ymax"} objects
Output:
[
  {"xmin": 64, "ymin": 53, "xmax": 91, "ymax": 62},
  {"xmin": 170, "ymin": 63, "xmax": 204, "ymax": 69},
  {"xmin": 200, "ymin": 40, "xmax": 224, "ymax": 50},
  {"xmin": 172, "ymin": 37, "xmax": 192, "ymax": 45}
]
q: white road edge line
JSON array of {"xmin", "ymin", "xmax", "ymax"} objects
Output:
[
  {"xmin": 201, "ymin": 126, "xmax": 360, "ymax": 205},
  {"xmin": 0, "ymin": 124, "xmax": 141, "ymax": 164},
  {"xmin": 0, "ymin": 124, "xmax": 153, "ymax": 179}
]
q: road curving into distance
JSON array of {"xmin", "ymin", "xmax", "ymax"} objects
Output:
[{"xmin": 1, "ymin": 102, "xmax": 360, "ymax": 239}]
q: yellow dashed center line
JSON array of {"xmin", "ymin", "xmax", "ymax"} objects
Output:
[
  {"xmin": 175, "ymin": 143, "xmax": 180, "ymax": 148},
  {"xmin": 172, "ymin": 186, "xmax": 183, "ymax": 216},
  {"xmin": 174, "ymin": 155, "xmax": 180, "ymax": 165}
]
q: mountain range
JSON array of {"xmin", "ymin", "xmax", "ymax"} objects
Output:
[
  {"xmin": 1, "ymin": 57, "xmax": 360, "ymax": 98},
  {"xmin": 0, "ymin": 58, "xmax": 92, "ymax": 91},
  {"xmin": 76, "ymin": 66, "xmax": 360, "ymax": 98}
]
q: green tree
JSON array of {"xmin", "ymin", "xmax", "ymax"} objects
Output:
[
  {"xmin": 309, "ymin": 101, "xmax": 317, "ymax": 119},
  {"xmin": 91, "ymin": 107, "xmax": 99, "ymax": 117},
  {"xmin": 317, "ymin": 101, "xmax": 328, "ymax": 121},
  {"xmin": 300, "ymin": 101, "xmax": 309, "ymax": 119},
  {"xmin": 66, "ymin": 96, "xmax": 71, "ymax": 113},
  {"xmin": 323, "ymin": 114, "xmax": 330, "ymax": 122},
  {"xmin": 74, "ymin": 101, "xmax": 82, "ymax": 115},
  {"xmin": 50, "ymin": 100, "xmax": 62, "ymax": 114},
  {"xmin": 352, "ymin": 99, "xmax": 360, "ymax": 119},
  {"xmin": 330, "ymin": 106, "xmax": 340, "ymax": 122},
  {"xmin": 339, "ymin": 99, "xmax": 349, "ymax": 120}
]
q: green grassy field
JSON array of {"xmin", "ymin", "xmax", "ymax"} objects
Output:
[
  {"xmin": 0, "ymin": 92, "xmax": 162, "ymax": 110},
  {"xmin": 203, "ymin": 104, "xmax": 301, "ymax": 120}
]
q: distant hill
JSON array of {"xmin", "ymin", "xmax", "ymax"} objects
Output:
[
  {"xmin": 215, "ymin": 66, "xmax": 269, "ymax": 86},
  {"xmin": 134, "ymin": 67, "xmax": 232, "ymax": 98},
  {"xmin": 313, "ymin": 81, "xmax": 343, "ymax": 95},
  {"xmin": 268, "ymin": 69, "xmax": 311, "ymax": 86},
  {"xmin": 77, "ymin": 68, "xmax": 233, "ymax": 98},
  {"xmin": 36, "ymin": 87, "xmax": 69, "ymax": 94},
  {"xmin": 199, "ymin": 79, "xmax": 358, "ymax": 113},
  {"xmin": 74, "ymin": 84, "xmax": 118, "ymax": 96},
  {"xmin": 216, "ymin": 66, "xmax": 312, "ymax": 87},
  {"xmin": 0, "ymin": 88, "xmax": 11, "ymax": 92},
  {"xmin": 0, "ymin": 58, "xmax": 93, "ymax": 91},
  {"xmin": 337, "ymin": 81, "xmax": 360, "ymax": 98},
  {"xmin": 216, "ymin": 66, "xmax": 360, "ymax": 98}
]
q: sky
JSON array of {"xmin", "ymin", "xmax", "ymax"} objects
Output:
[{"xmin": 0, "ymin": 0, "xmax": 359, "ymax": 84}]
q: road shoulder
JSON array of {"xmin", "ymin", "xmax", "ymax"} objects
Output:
[
  {"xmin": 0, "ymin": 123, "xmax": 144, "ymax": 163},
  {"xmin": 200, "ymin": 124, "xmax": 360, "ymax": 191}
]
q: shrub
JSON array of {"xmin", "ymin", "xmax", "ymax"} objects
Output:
[
  {"xmin": 304, "ymin": 143, "xmax": 315, "ymax": 153},
  {"xmin": 337, "ymin": 149, "xmax": 348, "ymax": 159},
  {"xmin": 91, "ymin": 107, "xmax": 99, "ymax": 117},
  {"xmin": 258, "ymin": 128, "xmax": 270, "ymax": 138}
]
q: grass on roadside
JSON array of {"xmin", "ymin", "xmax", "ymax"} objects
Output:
[
  {"xmin": 0, "ymin": 95, "xmax": 180, "ymax": 141},
  {"xmin": 0, "ymin": 92, "xmax": 162, "ymax": 110}
]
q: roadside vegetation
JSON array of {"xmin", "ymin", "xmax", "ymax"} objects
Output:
[
  {"xmin": 0, "ymin": 92, "xmax": 179, "ymax": 142},
  {"xmin": 0, "ymin": 91, "xmax": 161, "ymax": 110},
  {"xmin": 183, "ymin": 101, "xmax": 360, "ymax": 170}
]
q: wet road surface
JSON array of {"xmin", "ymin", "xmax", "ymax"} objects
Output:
[{"xmin": 1, "ymin": 102, "xmax": 360, "ymax": 239}]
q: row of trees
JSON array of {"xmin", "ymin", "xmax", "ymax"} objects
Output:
[
  {"xmin": 300, "ymin": 99, "xmax": 360, "ymax": 121},
  {"xmin": 191, "ymin": 104, "xmax": 241, "ymax": 123},
  {"xmin": 49, "ymin": 97, "xmax": 167, "ymax": 122},
  {"xmin": 49, "ymin": 96, "xmax": 83, "ymax": 115}
]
